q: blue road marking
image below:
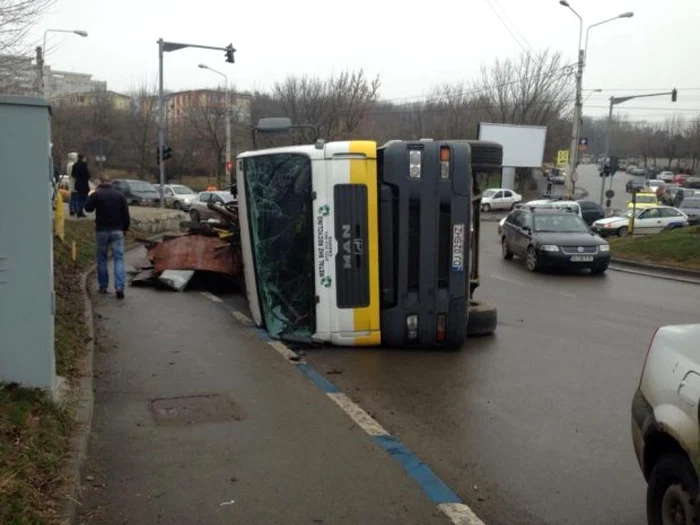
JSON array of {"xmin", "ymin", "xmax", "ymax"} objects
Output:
[{"xmin": 295, "ymin": 363, "xmax": 339, "ymax": 394}]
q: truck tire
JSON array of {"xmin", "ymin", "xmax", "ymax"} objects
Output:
[
  {"xmin": 647, "ymin": 452, "xmax": 698, "ymax": 525},
  {"xmin": 467, "ymin": 300, "xmax": 497, "ymax": 337},
  {"xmin": 467, "ymin": 141, "xmax": 504, "ymax": 172}
]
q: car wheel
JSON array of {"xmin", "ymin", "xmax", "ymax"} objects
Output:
[
  {"xmin": 526, "ymin": 246, "xmax": 540, "ymax": 272},
  {"xmin": 466, "ymin": 300, "xmax": 497, "ymax": 337},
  {"xmin": 481, "ymin": 203, "xmax": 491, "ymax": 213},
  {"xmin": 618, "ymin": 226, "xmax": 629, "ymax": 237},
  {"xmin": 590, "ymin": 262, "xmax": 608, "ymax": 275},
  {"xmin": 173, "ymin": 201, "xmax": 182, "ymax": 210},
  {"xmin": 501, "ymin": 237, "xmax": 513, "ymax": 260},
  {"xmin": 647, "ymin": 453, "xmax": 698, "ymax": 525},
  {"xmin": 189, "ymin": 209, "xmax": 201, "ymax": 222}
]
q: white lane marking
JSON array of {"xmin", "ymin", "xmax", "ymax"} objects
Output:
[
  {"xmin": 232, "ymin": 311, "xmax": 253, "ymax": 325},
  {"xmin": 438, "ymin": 503, "xmax": 486, "ymax": 525},
  {"xmin": 327, "ymin": 392, "xmax": 389, "ymax": 437},
  {"xmin": 200, "ymin": 291, "xmax": 223, "ymax": 303},
  {"xmin": 267, "ymin": 341, "xmax": 298, "ymax": 361}
]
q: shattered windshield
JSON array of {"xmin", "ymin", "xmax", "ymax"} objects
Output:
[{"xmin": 243, "ymin": 153, "xmax": 315, "ymax": 341}]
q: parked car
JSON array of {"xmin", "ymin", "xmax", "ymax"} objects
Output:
[
  {"xmin": 627, "ymin": 192, "xmax": 659, "ymax": 209},
  {"xmin": 632, "ymin": 323, "xmax": 700, "ymax": 525},
  {"xmin": 679, "ymin": 197, "xmax": 700, "ymax": 225},
  {"xmin": 112, "ymin": 179, "xmax": 161, "ymax": 206},
  {"xmin": 501, "ymin": 208, "xmax": 610, "ymax": 274},
  {"xmin": 647, "ymin": 179, "xmax": 666, "ymax": 193},
  {"xmin": 155, "ymin": 184, "xmax": 196, "ymax": 210},
  {"xmin": 626, "ymin": 179, "xmax": 648, "ymax": 194},
  {"xmin": 578, "ymin": 200, "xmax": 605, "ymax": 225},
  {"xmin": 480, "ymin": 188, "xmax": 522, "ymax": 212},
  {"xmin": 674, "ymin": 173, "xmax": 689, "ymax": 185},
  {"xmin": 592, "ymin": 206, "xmax": 689, "ymax": 237},
  {"xmin": 189, "ymin": 190, "xmax": 237, "ymax": 222},
  {"xmin": 684, "ymin": 176, "xmax": 700, "ymax": 189},
  {"xmin": 659, "ymin": 171, "xmax": 675, "ymax": 183}
]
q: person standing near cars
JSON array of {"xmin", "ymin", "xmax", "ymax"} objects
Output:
[
  {"xmin": 71, "ymin": 153, "xmax": 90, "ymax": 217},
  {"xmin": 84, "ymin": 175, "xmax": 130, "ymax": 299},
  {"xmin": 66, "ymin": 152, "xmax": 78, "ymax": 216}
]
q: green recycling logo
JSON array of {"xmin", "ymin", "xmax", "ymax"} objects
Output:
[
  {"xmin": 320, "ymin": 276, "xmax": 332, "ymax": 288},
  {"xmin": 318, "ymin": 204, "xmax": 330, "ymax": 216}
]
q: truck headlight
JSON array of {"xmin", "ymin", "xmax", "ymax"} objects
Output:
[
  {"xmin": 406, "ymin": 315, "xmax": 419, "ymax": 340},
  {"xmin": 540, "ymin": 245, "xmax": 559, "ymax": 252},
  {"xmin": 409, "ymin": 150, "xmax": 421, "ymax": 179}
]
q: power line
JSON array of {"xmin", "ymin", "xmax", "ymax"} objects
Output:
[
  {"xmin": 491, "ymin": 0, "xmax": 536, "ymax": 55},
  {"xmin": 483, "ymin": 0, "xmax": 533, "ymax": 57}
]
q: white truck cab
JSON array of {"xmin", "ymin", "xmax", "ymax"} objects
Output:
[{"xmin": 236, "ymin": 118, "xmax": 503, "ymax": 348}]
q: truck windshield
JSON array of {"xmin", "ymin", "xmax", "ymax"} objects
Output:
[{"xmin": 242, "ymin": 153, "xmax": 315, "ymax": 340}]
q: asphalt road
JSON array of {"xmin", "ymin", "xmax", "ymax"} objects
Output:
[{"xmin": 301, "ymin": 221, "xmax": 700, "ymax": 525}]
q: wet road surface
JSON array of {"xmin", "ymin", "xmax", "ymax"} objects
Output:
[{"xmin": 299, "ymin": 221, "xmax": 699, "ymax": 525}]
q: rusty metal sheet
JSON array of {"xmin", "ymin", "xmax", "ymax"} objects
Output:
[{"xmin": 147, "ymin": 234, "xmax": 241, "ymax": 276}]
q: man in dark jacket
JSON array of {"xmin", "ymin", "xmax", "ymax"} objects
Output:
[
  {"xmin": 84, "ymin": 176, "xmax": 130, "ymax": 299},
  {"xmin": 71, "ymin": 153, "xmax": 91, "ymax": 217}
]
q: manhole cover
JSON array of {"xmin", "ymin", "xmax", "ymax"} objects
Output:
[{"xmin": 150, "ymin": 394, "xmax": 244, "ymax": 426}]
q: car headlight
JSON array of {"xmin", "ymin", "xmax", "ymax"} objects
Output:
[
  {"xmin": 599, "ymin": 244, "xmax": 610, "ymax": 252},
  {"xmin": 539, "ymin": 245, "xmax": 559, "ymax": 252}
]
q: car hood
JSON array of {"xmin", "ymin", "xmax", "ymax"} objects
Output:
[
  {"xmin": 593, "ymin": 216, "xmax": 627, "ymax": 227},
  {"xmin": 680, "ymin": 207, "xmax": 700, "ymax": 216},
  {"xmin": 536, "ymin": 232, "xmax": 607, "ymax": 246}
]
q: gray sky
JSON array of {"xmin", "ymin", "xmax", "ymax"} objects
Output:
[{"xmin": 30, "ymin": 0, "xmax": 700, "ymax": 122}]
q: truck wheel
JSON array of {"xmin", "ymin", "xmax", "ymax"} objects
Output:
[
  {"xmin": 467, "ymin": 141, "xmax": 504, "ymax": 171},
  {"xmin": 466, "ymin": 300, "xmax": 497, "ymax": 337},
  {"xmin": 647, "ymin": 453, "xmax": 698, "ymax": 525}
]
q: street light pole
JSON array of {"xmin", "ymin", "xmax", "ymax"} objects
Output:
[
  {"xmin": 559, "ymin": 1, "xmax": 633, "ymax": 197},
  {"xmin": 156, "ymin": 39, "xmax": 236, "ymax": 206},
  {"xmin": 41, "ymin": 29, "xmax": 88, "ymax": 98},
  {"xmin": 198, "ymin": 64, "xmax": 231, "ymax": 188}
]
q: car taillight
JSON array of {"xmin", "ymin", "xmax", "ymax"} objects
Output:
[
  {"xmin": 640, "ymin": 326, "xmax": 662, "ymax": 387},
  {"xmin": 440, "ymin": 146, "xmax": 450, "ymax": 179}
]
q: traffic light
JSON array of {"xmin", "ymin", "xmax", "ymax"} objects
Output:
[
  {"xmin": 602, "ymin": 164, "xmax": 611, "ymax": 177},
  {"xmin": 609, "ymin": 156, "xmax": 619, "ymax": 175},
  {"xmin": 225, "ymin": 44, "xmax": 236, "ymax": 64},
  {"xmin": 163, "ymin": 146, "xmax": 173, "ymax": 160},
  {"xmin": 671, "ymin": 88, "xmax": 678, "ymax": 102}
]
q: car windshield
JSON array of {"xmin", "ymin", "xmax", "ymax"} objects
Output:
[
  {"xmin": 533, "ymin": 213, "xmax": 589, "ymax": 233},
  {"xmin": 636, "ymin": 195, "xmax": 656, "ymax": 204},
  {"xmin": 483, "ymin": 189, "xmax": 498, "ymax": 198},
  {"xmin": 172, "ymin": 185, "xmax": 195, "ymax": 195},
  {"xmin": 130, "ymin": 181, "xmax": 157, "ymax": 192},
  {"xmin": 242, "ymin": 153, "xmax": 314, "ymax": 340},
  {"xmin": 214, "ymin": 191, "xmax": 236, "ymax": 203},
  {"xmin": 625, "ymin": 208, "xmax": 648, "ymax": 219},
  {"xmin": 683, "ymin": 200, "xmax": 700, "ymax": 209}
]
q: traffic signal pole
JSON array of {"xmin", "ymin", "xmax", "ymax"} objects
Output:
[
  {"xmin": 156, "ymin": 39, "xmax": 236, "ymax": 207},
  {"xmin": 598, "ymin": 89, "xmax": 678, "ymax": 209}
]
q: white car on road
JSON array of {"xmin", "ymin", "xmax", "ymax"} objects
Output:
[
  {"xmin": 481, "ymin": 188, "xmax": 522, "ymax": 212},
  {"xmin": 647, "ymin": 179, "xmax": 666, "ymax": 193},
  {"xmin": 592, "ymin": 206, "xmax": 688, "ymax": 237},
  {"xmin": 659, "ymin": 171, "xmax": 675, "ymax": 183},
  {"xmin": 632, "ymin": 324, "xmax": 700, "ymax": 525}
]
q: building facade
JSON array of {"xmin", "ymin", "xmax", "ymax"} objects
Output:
[{"xmin": 164, "ymin": 89, "xmax": 252, "ymax": 125}]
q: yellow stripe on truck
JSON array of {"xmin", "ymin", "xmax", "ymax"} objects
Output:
[{"xmin": 349, "ymin": 141, "xmax": 381, "ymax": 346}]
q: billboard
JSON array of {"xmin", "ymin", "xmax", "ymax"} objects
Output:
[{"xmin": 477, "ymin": 123, "xmax": 547, "ymax": 168}]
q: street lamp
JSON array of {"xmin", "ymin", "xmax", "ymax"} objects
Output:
[
  {"xmin": 559, "ymin": 1, "xmax": 633, "ymax": 197},
  {"xmin": 41, "ymin": 29, "xmax": 88, "ymax": 98},
  {"xmin": 199, "ymin": 63, "xmax": 232, "ymax": 189},
  {"xmin": 583, "ymin": 88, "xmax": 602, "ymax": 105}
]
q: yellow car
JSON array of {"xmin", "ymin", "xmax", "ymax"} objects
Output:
[{"xmin": 627, "ymin": 192, "xmax": 658, "ymax": 209}]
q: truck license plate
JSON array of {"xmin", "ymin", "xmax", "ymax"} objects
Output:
[
  {"xmin": 452, "ymin": 223, "xmax": 465, "ymax": 271},
  {"xmin": 570, "ymin": 255, "xmax": 594, "ymax": 262}
]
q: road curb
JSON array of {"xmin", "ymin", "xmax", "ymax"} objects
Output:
[
  {"xmin": 58, "ymin": 266, "xmax": 96, "ymax": 525},
  {"xmin": 611, "ymin": 257, "xmax": 700, "ymax": 278}
]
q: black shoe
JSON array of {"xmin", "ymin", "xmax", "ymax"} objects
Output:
[
  {"xmin": 77, "ymin": 213, "xmax": 87, "ymax": 218},
  {"xmin": 116, "ymin": 290, "xmax": 125, "ymax": 299},
  {"xmin": 98, "ymin": 288, "xmax": 108, "ymax": 294}
]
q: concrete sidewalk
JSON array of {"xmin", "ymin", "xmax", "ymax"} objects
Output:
[{"xmin": 79, "ymin": 248, "xmax": 449, "ymax": 525}]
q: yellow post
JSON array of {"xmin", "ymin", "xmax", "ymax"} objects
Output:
[
  {"xmin": 71, "ymin": 240, "xmax": 77, "ymax": 262},
  {"xmin": 628, "ymin": 192, "xmax": 637, "ymax": 235},
  {"xmin": 53, "ymin": 190, "xmax": 65, "ymax": 242}
]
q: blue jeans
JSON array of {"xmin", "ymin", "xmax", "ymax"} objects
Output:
[
  {"xmin": 96, "ymin": 230, "xmax": 125, "ymax": 291},
  {"xmin": 75, "ymin": 192, "xmax": 88, "ymax": 215},
  {"xmin": 69, "ymin": 192, "xmax": 78, "ymax": 214}
]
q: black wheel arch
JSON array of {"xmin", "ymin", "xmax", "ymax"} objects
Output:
[{"xmin": 644, "ymin": 429, "xmax": 692, "ymax": 481}]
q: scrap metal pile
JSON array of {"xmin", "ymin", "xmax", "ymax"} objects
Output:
[{"xmin": 132, "ymin": 199, "xmax": 243, "ymax": 291}]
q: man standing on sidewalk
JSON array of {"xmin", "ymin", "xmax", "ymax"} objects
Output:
[
  {"xmin": 71, "ymin": 153, "xmax": 91, "ymax": 218},
  {"xmin": 84, "ymin": 175, "xmax": 130, "ymax": 299}
]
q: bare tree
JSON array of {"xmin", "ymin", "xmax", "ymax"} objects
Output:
[
  {"xmin": 0, "ymin": 0, "xmax": 54, "ymax": 53},
  {"xmin": 124, "ymin": 84, "xmax": 158, "ymax": 177},
  {"xmin": 184, "ymin": 95, "xmax": 227, "ymax": 187}
]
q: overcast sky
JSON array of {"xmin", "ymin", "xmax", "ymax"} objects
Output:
[{"xmin": 29, "ymin": 0, "xmax": 700, "ymax": 122}]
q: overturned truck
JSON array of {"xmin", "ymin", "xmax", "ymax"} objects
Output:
[{"xmin": 236, "ymin": 119, "xmax": 503, "ymax": 348}]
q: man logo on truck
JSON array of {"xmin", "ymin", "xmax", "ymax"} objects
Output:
[{"xmin": 341, "ymin": 223, "xmax": 362, "ymax": 269}]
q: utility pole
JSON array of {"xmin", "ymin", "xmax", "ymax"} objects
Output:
[
  {"xmin": 35, "ymin": 46, "xmax": 44, "ymax": 96},
  {"xmin": 225, "ymin": 89, "xmax": 231, "ymax": 189},
  {"xmin": 567, "ymin": 48, "xmax": 584, "ymax": 197}
]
